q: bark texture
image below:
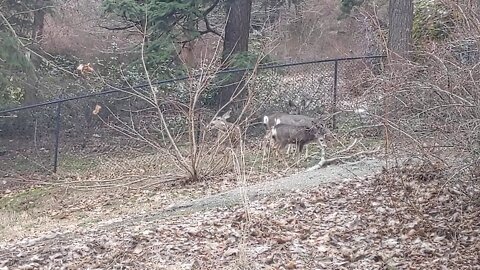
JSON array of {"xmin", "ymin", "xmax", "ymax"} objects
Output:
[
  {"xmin": 387, "ymin": 0, "xmax": 414, "ymax": 60},
  {"xmin": 216, "ymin": 0, "xmax": 252, "ymax": 110}
]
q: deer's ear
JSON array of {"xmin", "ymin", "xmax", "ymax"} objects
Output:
[{"xmin": 222, "ymin": 109, "xmax": 231, "ymax": 120}]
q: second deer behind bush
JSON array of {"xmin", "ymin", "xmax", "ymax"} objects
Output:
[{"xmin": 208, "ymin": 110, "xmax": 241, "ymax": 147}]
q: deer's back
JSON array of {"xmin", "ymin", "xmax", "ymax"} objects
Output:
[
  {"xmin": 264, "ymin": 112, "xmax": 289, "ymax": 128},
  {"xmin": 275, "ymin": 114, "xmax": 315, "ymax": 127}
]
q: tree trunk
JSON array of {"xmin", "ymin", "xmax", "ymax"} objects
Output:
[
  {"xmin": 387, "ymin": 0, "xmax": 413, "ymax": 60},
  {"xmin": 216, "ymin": 0, "xmax": 252, "ymax": 111},
  {"xmin": 23, "ymin": 77, "xmax": 40, "ymax": 105},
  {"xmin": 32, "ymin": 0, "xmax": 46, "ymax": 42}
]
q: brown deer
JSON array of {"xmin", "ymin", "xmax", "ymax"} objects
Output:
[
  {"xmin": 207, "ymin": 110, "xmax": 241, "ymax": 147},
  {"xmin": 271, "ymin": 119, "xmax": 330, "ymax": 160},
  {"xmin": 263, "ymin": 99, "xmax": 321, "ymax": 156},
  {"xmin": 263, "ymin": 100, "xmax": 314, "ymax": 130}
]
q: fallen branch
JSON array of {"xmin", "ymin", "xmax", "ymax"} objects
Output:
[{"xmin": 306, "ymin": 138, "xmax": 381, "ymax": 171}]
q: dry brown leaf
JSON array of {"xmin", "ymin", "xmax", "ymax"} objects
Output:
[{"xmin": 285, "ymin": 260, "xmax": 297, "ymax": 269}]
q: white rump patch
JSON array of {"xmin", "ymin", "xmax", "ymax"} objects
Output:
[
  {"xmin": 271, "ymin": 127, "xmax": 277, "ymax": 137},
  {"xmin": 263, "ymin": 115, "xmax": 269, "ymax": 125}
]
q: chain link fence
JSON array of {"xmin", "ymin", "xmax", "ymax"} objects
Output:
[{"xmin": 0, "ymin": 56, "xmax": 385, "ymax": 176}]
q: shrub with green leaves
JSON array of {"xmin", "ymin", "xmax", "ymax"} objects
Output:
[{"xmin": 0, "ymin": 33, "xmax": 34, "ymax": 108}]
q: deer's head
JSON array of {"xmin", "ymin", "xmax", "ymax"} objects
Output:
[{"xmin": 208, "ymin": 109, "xmax": 232, "ymax": 132}]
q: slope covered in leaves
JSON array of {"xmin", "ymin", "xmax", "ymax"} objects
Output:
[{"xmin": 0, "ymin": 165, "xmax": 478, "ymax": 269}]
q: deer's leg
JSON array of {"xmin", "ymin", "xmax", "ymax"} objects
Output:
[
  {"xmin": 262, "ymin": 130, "xmax": 271, "ymax": 158},
  {"xmin": 271, "ymin": 140, "xmax": 279, "ymax": 159},
  {"xmin": 270, "ymin": 136, "xmax": 277, "ymax": 158},
  {"xmin": 278, "ymin": 142, "xmax": 290, "ymax": 166},
  {"xmin": 262, "ymin": 137, "xmax": 267, "ymax": 157},
  {"xmin": 263, "ymin": 135, "xmax": 274, "ymax": 169},
  {"xmin": 298, "ymin": 142, "xmax": 305, "ymax": 154},
  {"xmin": 276, "ymin": 142, "xmax": 288, "ymax": 158},
  {"xmin": 217, "ymin": 133, "xmax": 225, "ymax": 154}
]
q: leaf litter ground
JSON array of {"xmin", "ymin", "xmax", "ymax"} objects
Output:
[{"xmin": 0, "ymin": 162, "xmax": 479, "ymax": 269}]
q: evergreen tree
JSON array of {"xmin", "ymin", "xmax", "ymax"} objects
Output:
[
  {"xmin": 102, "ymin": 0, "xmax": 221, "ymax": 71},
  {"xmin": 0, "ymin": 0, "xmax": 53, "ymax": 108}
]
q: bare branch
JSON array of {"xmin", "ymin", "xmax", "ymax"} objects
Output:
[{"xmin": 99, "ymin": 24, "xmax": 137, "ymax": 31}]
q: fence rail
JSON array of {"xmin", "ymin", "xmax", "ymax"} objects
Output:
[{"xmin": 0, "ymin": 55, "xmax": 386, "ymax": 173}]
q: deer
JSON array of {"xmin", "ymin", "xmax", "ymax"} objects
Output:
[
  {"xmin": 207, "ymin": 109, "xmax": 241, "ymax": 147},
  {"xmin": 271, "ymin": 118, "xmax": 330, "ymax": 161},
  {"xmin": 263, "ymin": 100, "xmax": 314, "ymax": 130},
  {"xmin": 263, "ymin": 113, "xmax": 314, "ymax": 154},
  {"xmin": 263, "ymin": 100, "xmax": 320, "ymax": 156}
]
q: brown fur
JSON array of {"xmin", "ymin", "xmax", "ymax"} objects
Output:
[
  {"xmin": 208, "ymin": 110, "xmax": 241, "ymax": 147},
  {"xmin": 271, "ymin": 122, "xmax": 329, "ymax": 153}
]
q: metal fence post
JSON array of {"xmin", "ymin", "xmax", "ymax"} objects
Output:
[
  {"xmin": 53, "ymin": 102, "xmax": 62, "ymax": 173},
  {"xmin": 332, "ymin": 60, "xmax": 338, "ymax": 130}
]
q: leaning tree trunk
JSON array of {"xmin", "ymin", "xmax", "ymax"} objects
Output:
[
  {"xmin": 387, "ymin": 0, "xmax": 414, "ymax": 60},
  {"xmin": 216, "ymin": 0, "xmax": 252, "ymax": 111},
  {"xmin": 32, "ymin": 0, "xmax": 46, "ymax": 42}
]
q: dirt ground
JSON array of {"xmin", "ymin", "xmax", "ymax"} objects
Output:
[
  {"xmin": 1, "ymin": 156, "xmax": 478, "ymax": 269},
  {"xmin": 0, "ymin": 158, "xmax": 383, "ymax": 268}
]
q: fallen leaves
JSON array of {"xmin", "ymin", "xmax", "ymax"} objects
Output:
[{"xmin": 0, "ymin": 164, "xmax": 479, "ymax": 269}]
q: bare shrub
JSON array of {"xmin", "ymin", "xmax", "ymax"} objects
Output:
[
  {"xmin": 367, "ymin": 0, "xmax": 480, "ymax": 196},
  {"xmin": 87, "ymin": 36, "xmax": 273, "ymax": 182}
]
